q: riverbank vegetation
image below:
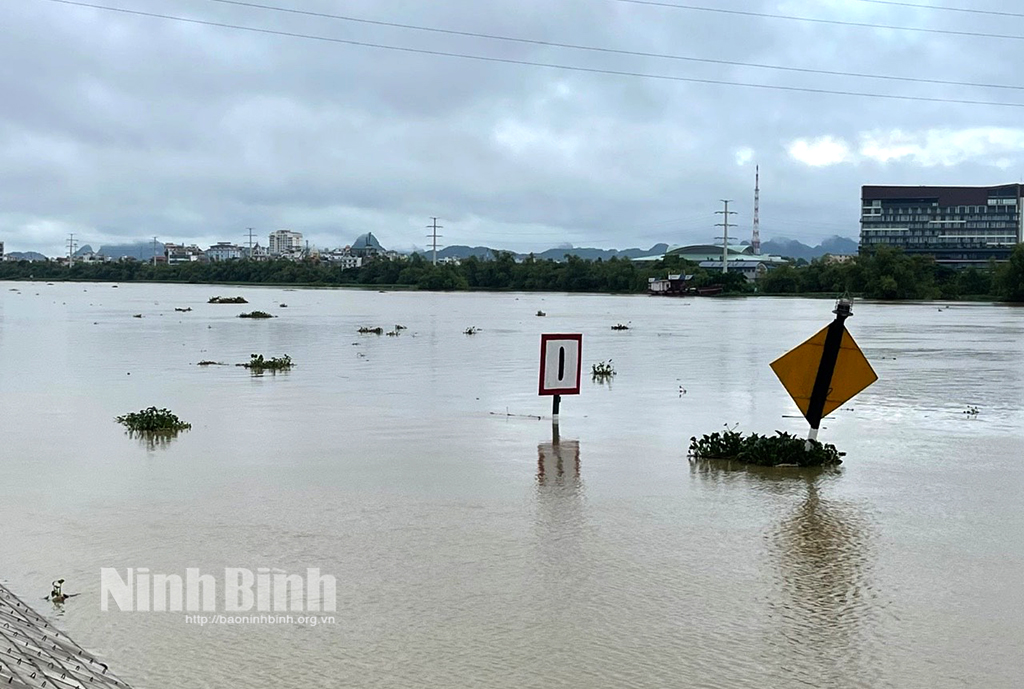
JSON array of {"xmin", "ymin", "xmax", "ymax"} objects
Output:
[{"xmin": 2, "ymin": 244, "xmax": 1022, "ymax": 302}]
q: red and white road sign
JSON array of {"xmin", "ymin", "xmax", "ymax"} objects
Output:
[{"xmin": 538, "ymin": 333, "xmax": 582, "ymax": 396}]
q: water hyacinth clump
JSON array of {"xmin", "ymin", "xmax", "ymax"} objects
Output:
[
  {"xmin": 240, "ymin": 354, "xmax": 294, "ymax": 372},
  {"xmin": 238, "ymin": 311, "xmax": 274, "ymax": 319},
  {"xmin": 115, "ymin": 407, "xmax": 192, "ymax": 432},
  {"xmin": 208, "ymin": 296, "xmax": 248, "ymax": 304},
  {"xmin": 688, "ymin": 428, "xmax": 844, "ymax": 467},
  {"xmin": 591, "ymin": 360, "xmax": 616, "ymax": 379}
]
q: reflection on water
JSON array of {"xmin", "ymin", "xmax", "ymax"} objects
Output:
[
  {"xmin": 768, "ymin": 479, "xmax": 880, "ymax": 688},
  {"xmin": 125, "ymin": 429, "xmax": 186, "ymax": 452},
  {"xmin": 537, "ymin": 425, "xmax": 581, "ymax": 488},
  {"xmin": 692, "ymin": 461, "xmax": 882, "ymax": 688},
  {"xmin": 689, "ymin": 458, "xmax": 843, "ymax": 492},
  {"xmin": 533, "ymin": 431, "xmax": 589, "ymax": 626}
]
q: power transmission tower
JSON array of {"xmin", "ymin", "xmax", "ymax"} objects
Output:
[
  {"xmin": 715, "ymin": 200, "xmax": 736, "ymax": 275},
  {"xmin": 152, "ymin": 236, "xmax": 159, "ymax": 266},
  {"xmin": 66, "ymin": 233, "xmax": 77, "ymax": 266},
  {"xmin": 427, "ymin": 217, "xmax": 443, "ymax": 265},
  {"xmin": 245, "ymin": 227, "xmax": 256, "ymax": 258},
  {"xmin": 752, "ymin": 166, "xmax": 761, "ymax": 255}
]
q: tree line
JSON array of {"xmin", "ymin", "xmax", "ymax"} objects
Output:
[{"xmin": 1, "ymin": 244, "xmax": 1022, "ymax": 302}]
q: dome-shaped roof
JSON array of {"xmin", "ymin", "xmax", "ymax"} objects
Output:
[{"xmin": 352, "ymin": 232, "xmax": 384, "ymax": 251}]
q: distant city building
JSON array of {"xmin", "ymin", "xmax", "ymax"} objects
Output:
[
  {"xmin": 320, "ymin": 250, "xmax": 363, "ymax": 269},
  {"xmin": 349, "ymin": 232, "xmax": 384, "ymax": 258},
  {"xmin": 269, "ymin": 230, "xmax": 303, "ymax": 256},
  {"xmin": 164, "ymin": 243, "xmax": 205, "ymax": 264},
  {"xmin": 860, "ymin": 184, "xmax": 1024, "ymax": 266},
  {"xmin": 206, "ymin": 242, "xmax": 244, "ymax": 261},
  {"xmin": 247, "ymin": 242, "xmax": 269, "ymax": 261}
]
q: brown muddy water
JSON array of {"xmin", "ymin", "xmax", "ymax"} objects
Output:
[{"xmin": 0, "ymin": 282, "xmax": 1021, "ymax": 688}]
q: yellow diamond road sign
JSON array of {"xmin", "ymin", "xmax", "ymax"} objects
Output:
[{"xmin": 770, "ymin": 326, "xmax": 878, "ymax": 420}]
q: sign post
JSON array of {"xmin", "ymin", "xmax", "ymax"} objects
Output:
[
  {"xmin": 770, "ymin": 298, "xmax": 877, "ymax": 447},
  {"xmin": 539, "ymin": 334, "xmax": 583, "ymax": 422}
]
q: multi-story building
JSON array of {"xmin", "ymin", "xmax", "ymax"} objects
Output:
[
  {"xmin": 321, "ymin": 250, "xmax": 363, "ymax": 269},
  {"xmin": 269, "ymin": 230, "xmax": 303, "ymax": 256},
  {"xmin": 860, "ymin": 184, "xmax": 1024, "ymax": 266},
  {"xmin": 206, "ymin": 242, "xmax": 244, "ymax": 261},
  {"xmin": 164, "ymin": 243, "xmax": 205, "ymax": 264}
]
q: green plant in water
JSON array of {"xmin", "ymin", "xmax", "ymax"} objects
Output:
[
  {"xmin": 238, "ymin": 311, "xmax": 274, "ymax": 319},
  {"xmin": 464, "ymin": 326, "xmax": 479, "ymax": 335},
  {"xmin": 358, "ymin": 326, "xmax": 383, "ymax": 334},
  {"xmin": 115, "ymin": 407, "xmax": 192, "ymax": 432},
  {"xmin": 208, "ymin": 296, "xmax": 248, "ymax": 304},
  {"xmin": 688, "ymin": 426, "xmax": 844, "ymax": 467},
  {"xmin": 611, "ymin": 323, "xmax": 630, "ymax": 330},
  {"xmin": 240, "ymin": 353, "xmax": 294, "ymax": 372},
  {"xmin": 591, "ymin": 360, "xmax": 616, "ymax": 379}
]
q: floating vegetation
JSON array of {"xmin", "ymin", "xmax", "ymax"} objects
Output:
[
  {"xmin": 116, "ymin": 406, "xmax": 192, "ymax": 432},
  {"xmin": 464, "ymin": 326, "xmax": 479, "ymax": 335},
  {"xmin": 963, "ymin": 405, "xmax": 980, "ymax": 417},
  {"xmin": 688, "ymin": 427, "xmax": 844, "ymax": 467},
  {"xmin": 611, "ymin": 323, "xmax": 630, "ymax": 331},
  {"xmin": 394, "ymin": 324, "xmax": 407, "ymax": 330},
  {"xmin": 239, "ymin": 353, "xmax": 293, "ymax": 372},
  {"xmin": 174, "ymin": 307, "xmax": 192, "ymax": 312},
  {"xmin": 536, "ymin": 310, "xmax": 546, "ymax": 317},
  {"xmin": 132, "ymin": 313, "xmax": 142, "ymax": 318},
  {"xmin": 238, "ymin": 311, "xmax": 275, "ymax": 319},
  {"xmin": 358, "ymin": 326, "xmax": 383, "ymax": 335},
  {"xmin": 386, "ymin": 329, "xmax": 400, "ymax": 336},
  {"xmin": 591, "ymin": 360, "xmax": 616, "ymax": 379},
  {"xmin": 208, "ymin": 296, "xmax": 248, "ymax": 304},
  {"xmin": 196, "ymin": 360, "xmax": 226, "ymax": 366},
  {"xmin": 279, "ymin": 303, "xmax": 288, "ymax": 308}
]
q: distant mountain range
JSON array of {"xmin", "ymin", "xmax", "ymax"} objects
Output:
[
  {"xmin": 6, "ymin": 251, "xmax": 49, "ymax": 261},
  {"xmin": 97, "ymin": 243, "xmax": 164, "ymax": 260},
  {"xmin": 760, "ymin": 236, "xmax": 859, "ymax": 261},
  {"xmin": 5, "ymin": 237, "xmax": 858, "ymax": 263},
  {"xmin": 420, "ymin": 237, "xmax": 857, "ymax": 262},
  {"xmin": 416, "ymin": 243, "xmax": 672, "ymax": 262}
]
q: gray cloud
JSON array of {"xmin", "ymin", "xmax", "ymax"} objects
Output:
[{"xmin": 3, "ymin": 0, "xmax": 1024, "ymax": 255}]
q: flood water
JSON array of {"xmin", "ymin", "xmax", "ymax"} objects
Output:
[{"xmin": 0, "ymin": 282, "xmax": 1021, "ymax": 688}]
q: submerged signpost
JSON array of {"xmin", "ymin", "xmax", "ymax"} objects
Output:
[
  {"xmin": 770, "ymin": 297, "xmax": 878, "ymax": 446},
  {"xmin": 539, "ymin": 333, "xmax": 582, "ymax": 422}
]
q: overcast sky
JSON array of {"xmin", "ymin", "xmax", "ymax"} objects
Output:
[{"xmin": 4, "ymin": 0, "xmax": 1024, "ymax": 256}]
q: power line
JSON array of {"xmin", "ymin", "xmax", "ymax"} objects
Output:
[
  {"xmin": 607, "ymin": 0, "xmax": 1024, "ymax": 42},
  {"xmin": 203, "ymin": 0, "xmax": 1024, "ymax": 92},
  {"xmin": 715, "ymin": 200, "xmax": 736, "ymax": 275},
  {"xmin": 852, "ymin": 0, "xmax": 1024, "ymax": 19},
  {"xmin": 427, "ymin": 217, "xmax": 443, "ymax": 265},
  {"xmin": 37, "ymin": 0, "xmax": 1024, "ymax": 108}
]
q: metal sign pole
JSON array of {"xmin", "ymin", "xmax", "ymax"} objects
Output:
[
  {"xmin": 552, "ymin": 394, "xmax": 561, "ymax": 420},
  {"xmin": 805, "ymin": 298, "xmax": 853, "ymax": 445}
]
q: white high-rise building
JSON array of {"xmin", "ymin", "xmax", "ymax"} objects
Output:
[{"xmin": 269, "ymin": 230, "xmax": 303, "ymax": 256}]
